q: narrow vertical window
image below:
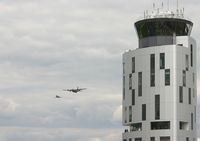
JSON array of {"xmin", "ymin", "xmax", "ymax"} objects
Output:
[
  {"xmin": 160, "ymin": 53, "xmax": 165, "ymax": 69},
  {"xmin": 123, "ymin": 76, "xmax": 125, "ymax": 100},
  {"xmin": 124, "ymin": 107, "xmax": 127, "ymax": 123},
  {"xmin": 132, "ymin": 57, "xmax": 135, "ymax": 73},
  {"xmin": 193, "ymin": 88, "xmax": 195, "ymax": 98},
  {"xmin": 189, "ymin": 88, "xmax": 191, "ymax": 104},
  {"xmin": 138, "ymin": 72, "xmax": 142, "ymax": 96},
  {"xmin": 129, "ymin": 106, "xmax": 132, "ymax": 122},
  {"xmin": 129, "ymin": 139, "xmax": 132, "ymax": 141},
  {"xmin": 191, "ymin": 44, "xmax": 193, "ymax": 67},
  {"xmin": 193, "ymin": 73, "xmax": 195, "ymax": 85},
  {"xmin": 142, "ymin": 104, "xmax": 146, "ymax": 121},
  {"xmin": 186, "ymin": 55, "xmax": 189, "ymax": 71},
  {"xmin": 123, "ymin": 62, "xmax": 125, "ymax": 74},
  {"xmin": 191, "ymin": 113, "xmax": 193, "ymax": 130},
  {"xmin": 165, "ymin": 69, "xmax": 170, "ymax": 86},
  {"xmin": 155, "ymin": 95, "xmax": 160, "ymax": 120},
  {"xmin": 129, "ymin": 74, "xmax": 132, "ymax": 90},
  {"xmin": 132, "ymin": 89, "xmax": 135, "ymax": 105},
  {"xmin": 195, "ymin": 106, "xmax": 196, "ymax": 123},
  {"xmin": 186, "ymin": 137, "xmax": 189, "ymax": 141},
  {"xmin": 183, "ymin": 70, "xmax": 186, "ymax": 87},
  {"xmin": 150, "ymin": 54, "xmax": 155, "ymax": 87},
  {"xmin": 179, "ymin": 86, "xmax": 183, "ymax": 103}
]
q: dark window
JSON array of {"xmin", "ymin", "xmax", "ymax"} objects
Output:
[
  {"xmin": 132, "ymin": 57, "xmax": 135, "ymax": 73},
  {"xmin": 150, "ymin": 54, "xmax": 155, "ymax": 86},
  {"xmin": 186, "ymin": 137, "xmax": 189, "ymax": 141},
  {"xmin": 135, "ymin": 138, "xmax": 142, "ymax": 141},
  {"xmin": 165, "ymin": 69, "xmax": 170, "ymax": 86},
  {"xmin": 150, "ymin": 137, "xmax": 155, "ymax": 141},
  {"xmin": 160, "ymin": 136, "xmax": 170, "ymax": 141},
  {"xmin": 132, "ymin": 89, "xmax": 135, "ymax": 105},
  {"xmin": 129, "ymin": 106, "xmax": 132, "ymax": 122},
  {"xmin": 129, "ymin": 139, "xmax": 132, "ymax": 141},
  {"xmin": 191, "ymin": 113, "xmax": 193, "ymax": 130},
  {"xmin": 191, "ymin": 44, "xmax": 193, "ymax": 67},
  {"xmin": 151, "ymin": 121, "xmax": 170, "ymax": 130},
  {"xmin": 123, "ymin": 139, "xmax": 127, "ymax": 141},
  {"xmin": 124, "ymin": 107, "xmax": 127, "ymax": 123},
  {"xmin": 129, "ymin": 74, "xmax": 132, "ymax": 90},
  {"xmin": 193, "ymin": 73, "xmax": 195, "ymax": 85},
  {"xmin": 130, "ymin": 123, "xmax": 142, "ymax": 131},
  {"xmin": 123, "ymin": 76, "xmax": 125, "ymax": 100},
  {"xmin": 123, "ymin": 62, "xmax": 125, "ymax": 74},
  {"xmin": 155, "ymin": 95, "xmax": 160, "ymax": 120},
  {"xmin": 186, "ymin": 55, "xmax": 189, "ymax": 71},
  {"xmin": 142, "ymin": 104, "xmax": 146, "ymax": 121},
  {"xmin": 160, "ymin": 53, "xmax": 165, "ymax": 69},
  {"xmin": 138, "ymin": 72, "xmax": 142, "ymax": 96},
  {"xmin": 179, "ymin": 86, "xmax": 183, "ymax": 103},
  {"xmin": 189, "ymin": 88, "xmax": 191, "ymax": 104},
  {"xmin": 179, "ymin": 121, "xmax": 189, "ymax": 130},
  {"xmin": 183, "ymin": 70, "xmax": 186, "ymax": 87},
  {"xmin": 195, "ymin": 106, "xmax": 196, "ymax": 122}
]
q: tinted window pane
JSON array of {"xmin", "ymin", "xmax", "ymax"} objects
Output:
[
  {"xmin": 165, "ymin": 69, "xmax": 170, "ymax": 86},
  {"xmin": 150, "ymin": 54, "xmax": 155, "ymax": 86},
  {"xmin": 160, "ymin": 53, "xmax": 165, "ymax": 69}
]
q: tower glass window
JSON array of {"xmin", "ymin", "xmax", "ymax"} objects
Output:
[
  {"xmin": 142, "ymin": 104, "xmax": 146, "ymax": 121},
  {"xmin": 138, "ymin": 72, "xmax": 142, "ymax": 96},
  {"xmin": 191, "ymin": 44, "xmax": 193, "ymax": 67},
  {"xmin": 191, "ymin": 113, "xmax": 193, "ymax": 130},
  {"xmin": 160, "ymin": 137, "xmax": 170, "ymax": 141},
  {"xmin": 130, "ymin": 123, "xmax": 142, "ymax": 131},
  {"xmin": 189, "ymin": 88, "xmax": 191, "ymax": 104},
  {"xmin": 179, "ymin": 86, "xmax": 183, "ymax": 103},
  {"xmin": 150, "ymin": 54, "xmax": 155, "ymax": 86},
  {"xmin": 132, "ymin": 89, "xmax": 135, "ymax": 105},
  {"xmin": 186, "ymin": 55, "xmax": 189, "ymax": 71},
  {"xmin": 183, "ymin": 70, "xmax": 186, "ymax": 87},
  {"xmin": 129, "ymin": 74, "xmax": 132, "ymax": 90},
  {"xmin": 129, "ymin": 106, "xmax": 132, "ymax": 122},
  {"xmin": 165, "ymin": 69, "xmax": 170, "ymax": 86},
  {"xmin": 132, "ymin": 57, "xmax": 135, "ymax": 73},
  {"xmin": 123, "ymin": 62, "xmax": 125, "ymax": 74},
  {"xmin": 135, "ymin": 138, "xmax": 142, "ymax": 141},
  {"xmin": 123, "ymin": 76, "xmax": 125, "ymax": 100},
  {"xmin": 151, "ymin": 121, "xmax": 170, "ymax": 130},
  {"xmin": 150, "ymin": 137, "xmax": 155, "ymax": 141},
  {"xmin": 155, "ymin": 95, "xmax": 160, "ymax": 120},
  {"xmin": 124, "ymin": 107, "xmax": 127, "ymax": 123},
  {"xmin": 160, "ymin": 53, "xmax": 165, "ymax": 69}
]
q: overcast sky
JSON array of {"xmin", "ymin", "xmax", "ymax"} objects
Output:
[{"xmin": 0, "ymin": 0, "xmax": 199, "ymax": 141}]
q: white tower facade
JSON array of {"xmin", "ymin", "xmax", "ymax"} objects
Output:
[{"xmin": 122, "ymin": 9, "xmax": 197, "ymax": 141}]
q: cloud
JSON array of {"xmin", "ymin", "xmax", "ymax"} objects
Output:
[{"xmin": 0, "ymin": 0, "xmax": 199, "ymax": 141}]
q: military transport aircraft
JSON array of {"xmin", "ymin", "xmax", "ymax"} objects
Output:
[
  {"xmin": 63, "ymin": 87, "xmax": 86, "ymax": 93},
  {"xmin": 55, "ymin": 95, "xmax": 62, "ymax": 98}
]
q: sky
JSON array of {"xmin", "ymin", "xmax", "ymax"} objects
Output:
[{"xmin": 0, "ymin": 0, "xmax": 199, "ymax": 141}]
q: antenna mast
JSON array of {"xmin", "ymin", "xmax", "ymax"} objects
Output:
[
  {"xmin": 177, "ymin": 0, "xmax": 179, "ymax": 11},
  {"xmin": 167, "ymin": 0, "xmax": 169, "ymax": 10}
]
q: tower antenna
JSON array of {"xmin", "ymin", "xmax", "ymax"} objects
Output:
[
  {"xmin": 167, "ymin": 0, "xmax": 169, "ymax": 10},
  {"xmin": 177, "ymin": 0, "xmax": 179, "ymax": 11}
]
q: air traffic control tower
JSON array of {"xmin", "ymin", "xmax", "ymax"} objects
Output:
[{"xmin": 122, "ymin": 7, "xmax": 197, "ymax": 141}]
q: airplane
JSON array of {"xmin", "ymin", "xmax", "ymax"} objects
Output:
[
  {"xmin": 55, "ymin": 95, "xmax": 62, "ymax": 98},
  {"xmin": 63, "ymin": 87, "xmax": 86, "ymax": 93}
]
